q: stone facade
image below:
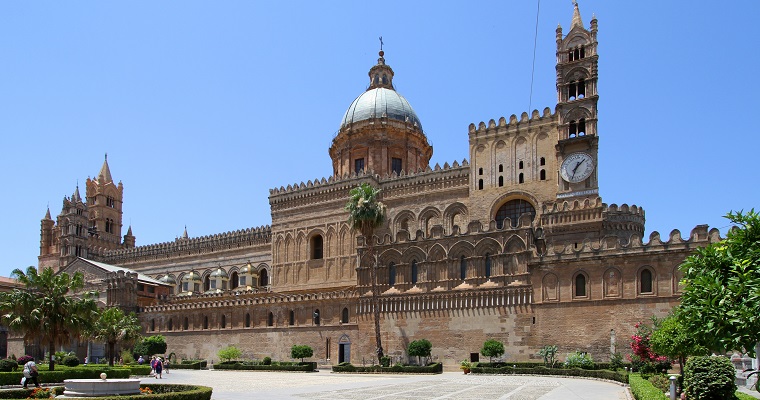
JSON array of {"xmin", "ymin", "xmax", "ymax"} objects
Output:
[{"xmin": 31, "ymin": 3, "xmax": 720, "ymax": 369}]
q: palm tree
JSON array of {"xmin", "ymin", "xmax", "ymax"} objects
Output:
[
  {"xmin": 346, "ymin": 183, "xmax": 387, "ymax": 359},
  {"xmin": 0, "ymin": 266, "xmax": 97, "ymax": 371},
  {"xmin": 89, "ymin": 307, "xmax": 142, "ymax": 367}
]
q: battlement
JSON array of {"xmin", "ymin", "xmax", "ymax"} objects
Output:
[
  {"xmin": 142, "ymin": 286, "xmax": 357, "ymax": 313},
  {"xmin": 543, "ymin": 224, "xmax": 720, "ymax": 258},
  {"xmin": 469, "ymin": 107, "xmax": 557, "ymax": 137},
  {"xmin": 102, "ymin": 225, "xmax": 272, "ymax": 262}
]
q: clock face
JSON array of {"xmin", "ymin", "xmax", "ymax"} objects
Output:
[{"xmin": 560, "ymin": 152, "xmax": 595, "ymax": 183}]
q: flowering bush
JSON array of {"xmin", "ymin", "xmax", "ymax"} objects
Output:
[
  {"xmin": 17, "ymin": 355, "xmax": 34, "ymax": 365},
  {"xmin": 629, "ymin": 319, "xmax": 671, "ymax": 373},
  {"xmin": 26, "ymin": 387, "xmax": 53, "ymax": 399},
  {"xmin": 564, "ymin": 351, "xmax": 595, "ymax": 369}
]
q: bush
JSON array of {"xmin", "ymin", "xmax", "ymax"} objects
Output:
[
  {"xmin": 0, "ymin": 367, "xmax": 131, "ymax": 386},
  {"xmin": 0, "ymin": 359, "xmax": 18, "ymax": 372},
  {"xmin": 291, "ymin": 345, "xmax": 313, "ymax": 362},
  {"xmin": 564, "ymin": 351, "xmax": 595, "ymax": 369},
  {"xmin": 62, "ymin": 355, "xmax": 80, "ymax": 367},
  {"xmin": 262, "ymin": 356, "xmax": 272, "ymax": 365},
  {"xmin": 481, "ymin": 339, "xmax": 505, "ymax": 362},
  {"xmin": 684, "ymin": 356, "xmax": 737, "ymax": 400},
  {"xmin": 629, "ymin": 374, "xmax": 668, "ymax": 400},
  {"xmin": 17, "ymin": 355, "xmax": 34, "ymax": 365},
  {"xmin": 332, "ymin": 362, "xmax": 442, "ymax": 374},
  {"xmin": 610, "ymin": 352, "xmax": 625, "ymax": 371},
  {"xmin": 379, "ymin": 356, "xmax": 391, "ymax": 367},
  {"xmin": 647, "ymin": 374, "xmax": 670, "ymax": 393},
  {"xmin": 217, "ymin": 345, "xmax": 242, "ymax": 363},
  {"xmin": 408, "ymin": 339, "xmax": 432, "ymax": 365}
]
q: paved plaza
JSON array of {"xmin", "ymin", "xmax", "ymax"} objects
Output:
[{"xmin": 141, "ymin": 369, "xmax": 631, "ymax": 400}]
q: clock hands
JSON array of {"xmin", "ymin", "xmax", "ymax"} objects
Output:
[{"xmin": 571, "ymin": 160, "xmax": 584, "ymax": 179}]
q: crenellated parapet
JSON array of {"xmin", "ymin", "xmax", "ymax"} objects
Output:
[
  {"xmin": 541, "ymin": 224, "xmax": 720, "ymax": 259},
  {"xmin": 102, "ymin": 225, "xmax": 272, "ymax": 263},
  {"xmin": 468, "ymin": 107, "xmax": 557, "ymax": 139},
  {"xmin": 141, "ymin": 286, "xmax": 357, "ymax": 313},
  {"xmin": 269, "ymin": 160, "xmax": 470, "ymax": 213}
]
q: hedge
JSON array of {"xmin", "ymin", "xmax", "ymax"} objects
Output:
[
  {"xmin": 214, "ymin": 362, "xmax": 316, "ymax": 372},
  {"xmin": 129, "ymin": 365, "xmax": 152, "ymax": 375},
  {"xmin": 476, "ymin": 361, "xmax": 632, "ymax": 371},
  {"xmin": 332, "ymin": 363, "xmax": 443, "ymax": 374},
  {"xmin": 0, "ymin": 384, "xmax": 211, "ymax": 400},
  {"xmin": 470, "ymin": 365, "xmax": 628, "ymax": 384},
  {"xmin": 170, "ymin": 360, "xmax": 207, "ymax": 370},
  {"xmin": 0, "ymin": 367, "xmax": 131, "ymax": 386},
  {"xmin": 629, "ymin": 374, "xmax": 668, "ymax": 400}
]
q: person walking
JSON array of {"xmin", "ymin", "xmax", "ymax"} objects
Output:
[
  {"xmin": 154, "ymin": 357, "xmax": 164, "ymax": 379},
  {"xmin": 22, "ymin": 359, "xmax": 40, "ymax": 389}
]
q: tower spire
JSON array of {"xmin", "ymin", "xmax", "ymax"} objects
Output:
[
  {"xmin": 98, "ymin": 153, "xmax": 113, "ymax": 183},
  {"xmin": 571, "ymin": 0, "xmax": 584, "ymax": 30},
  {"xmin": 368, "ymin": 40, "xmax": 394, "ymax": 90}
]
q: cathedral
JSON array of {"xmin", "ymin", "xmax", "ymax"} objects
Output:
[{"xmin": 22, "ymin": 4, "xmax": 719, "ymax": 367}]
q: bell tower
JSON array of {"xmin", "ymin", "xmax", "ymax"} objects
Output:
[
  {"xmin": 555, "ymin": 2, "xmax": 600, "ymax": 199},
  {"xmin": 85, "ymin": 154, "xmax": 125, "ymax": 250}
]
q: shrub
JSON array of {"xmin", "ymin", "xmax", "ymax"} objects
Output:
[
  {"xmin": 481, "ymin": 339, "xmax": 505, "ymax": 362},
  {"xmin": 684, "ymin": 356, "xmax": 737, "ymax": 400},
  {"xmin": 610, "ymin": 352, "xmax": 624, "ymax": 371},
  {"xmin": 647, "ymin": 374, "xmax": 670, "ymax": 393},
  {"xmin": 62, "ymin": 354, "xmax": 80, "ymax": 367},
  {"xmin": 217, "ymin": 345, "xmax": 242, "ymax": 363},
  {"xmin": 379, "ymin": 356, "xmax": 391, "ymax": 367},
  {"xmin": 120, "ymin": 349, "xmax": 135, "ymax": 365},
  {"xmin": 537, "ymin": 345, "xmax": 559, "ymax": 367},
  {"xmin": 408, "ymin": 339, "xmax": 432, "ymax": 365},
  {"xmin": 262, "ymin": 357, "xmax": 272, "ymax": 365},
  {"xmin": 629, "ymin": 374, "xmax": 668, "ymax": 400},
  {"xmin": 0, "ymin": 359, "xmax": 17, "ymax": 372},
  {"xmin": 564, "ymin": 351, "xmax": 595, "ymax": 369},
  {"xmin": 291, "ymin": 345, "xmax": 313, "ymax": 362},
  {"xmin": 17, "ymin": 355, "xmax": 34, "ymax": 365}
]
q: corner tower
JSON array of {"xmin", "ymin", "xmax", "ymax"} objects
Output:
[
  {"xmin": 555, "ymin": 2, "xmax": 599, "ymax": 199},
  {"xmin": 329, "ymin": 49, "xmax": 432, "ymax": 177}
]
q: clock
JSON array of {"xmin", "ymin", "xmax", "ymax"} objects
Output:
[{"xmin": 560, "ymin": 152, "xmax": 595, "ymax": 183}]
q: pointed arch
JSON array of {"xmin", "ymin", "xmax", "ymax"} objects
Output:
[
  {"xmin": 400, "ymin": 246, "xmax": 427, "ymax": 265},
  {"xmin": 542, "ymin": 273, "xmax": 559, "ymax": 302},
  {"xmin": 504, "ymin": 235, "xmax": 527, "ymax": 253},
  {"xmin": 419, "ymin": 207, "xmax": 442, "ymax": 237},
  {"xmin": 473, "ymin": 237, "xmax": 501, "ymax": 256},
  {"xmin": 448, "ymin": 241, "xmax": 475, "ymax": 260},
  {"xmin": 392, "ymin": 210, "xmax": 417, "ymax": 236},
  {"xmin": 443, "ymin": 202, "xmax": 469, "ymax": 235}
]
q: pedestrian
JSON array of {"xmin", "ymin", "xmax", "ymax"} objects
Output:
[
  {"xmin": 150, "ymin": 356, "xmax": 157, "ymax": 376},
  {"xmin": 154, "ymin": 357, "xmax": 163, "ymax": 379},
  {"xmin": 137, "ymin": 355, "xmax": 144, "ymax": 365},
  {"xmin": 164, "ymin": 358, "xmax": 170, "ymax": 374},
  {"xmin": 22, "ymin": 359, "xmax": 40, "ymax": 389}
]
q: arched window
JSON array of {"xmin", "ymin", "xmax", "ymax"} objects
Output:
[
  {"xmin": 260, "ymin": 269, "xmax": 269, "ymax": 287},
  {"xmin": 569, "ymin": 120, "xmax": 577, "ymax": 137},
  {"xmin": 574, "ymin": 274, "xmax": 587, "ymax": 297},
  {"xmin": 150, "ymin": 319, "xmax": 155, "ymax": 332},
  {"xmin": 267, "ymin": 312, "xmax": 274, "ymax": 327},
  {"xmin": 389, "ymin": 262, "xmax": 396, "ymax": 286},
  {"xmin": 311, "ymin": 235, "xmax": 324, "ymax": 259},
  {"xmin": 230, "ymin": 272, "xmax": 239, "ymax": 289},
  {"xmin": 341, "ymin": 307, "xmax": 349, "ymax": 324},
  {"xmin": 245, "ymin": 313, "xmax": 251, "ymax": 328},
  {"xmin": 478, "ymin": 179, "xmax": 483, "ymax": 190},
  {"xmin": 540, "ymin": 157, "xmax": 545, "ymax": 166},
  {"xmin": 221, "ymin": 315, "xmax": 226, "ymax": 329},
  {"xmin": 168, "ymin": 319, "xmax": 173, "ymax": 331},
  {"xmin": 203, "ymin": 276, "xmax": 210, "ymax": 292},
  {"xmin": 578, "ymin": 118, "xmax": 586, "ymax": 135},
  {"xmin": 484, "ymin": 253, "xmax": 491, "ymax": 278},
  {"xmin": 411, "ymin": 260, "xmax": 418, "ymax": 285},
  {"xmin": 640, "ymin": 269, "xmax": 653, "ymax": 294},
  {"xmin": 183, "ymin": 317, "xmax": 189, "ymax": 330},
  {"xmin": 478, "ymin": 168, "xmax": 483, "ymax": 175},
  {"xmin": 495, "ymin": 199, "xmax": 536, "ymax": 229},
  {"xmin": 498, "ymin": 176, "xmax": 504, "ymax": 187},
  {"xmin": 460, "ymin": 256, "xmax": 467, "ymax": 280},
  {"xmin": 518, "ymin": 173, "xmax": 524, "ymax": 184},
  {"xmin": 498, "ymin": 164, "xmax": 503, "ymax": 172},
  {"xmin": 313, "ymin": 309, "xmax": 320, "ymax": 326},
  {"xmin": 289, "ymin": 310, "xmax": 295, "ymax": 326},
  {"xmin": 540, "ymin": 169, "xmax": 546, "ymax": 180},
  {"xmin": 203, "ymin": 316, "xmax": 209, "ymax": 330}
]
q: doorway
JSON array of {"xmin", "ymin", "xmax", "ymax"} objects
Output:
[{"xmin": 338, "ymin": 334, "xmax": 351, "ymax": 364}]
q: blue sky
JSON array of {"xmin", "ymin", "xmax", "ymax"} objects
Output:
[{"xmin": 1, "ymin": 1, "xmax": 757, "ymax": 277}]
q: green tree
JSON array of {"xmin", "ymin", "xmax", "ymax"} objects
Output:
[
  {"xmin": 650, "ymin": 312, "xmax": 708, "ymax": 375},
  {"xmin": 677, "ymin": 210, "xmax": 760, "ymax": 355},
  {"xmin": 537, "ymin": 345, "xmax": 558, "ymax": 368},
  {"xmin": 217, "ymin": 345, "xmax": 242, "ymax": 363},
  {"xmin": 0, "ymin": 266, "xmax": 97, "ymax": 371},
  {"xmin": 346, "ymin": 183, "xmax": 386, "ymax": 359},
  {"xmin": 407, "ymin": 339, "xmax": 432, "ymax": 365},
  {"xmin": 481, "ymin": 339, "xmax": 505, "ymax": 363},
  {"xmin": 89, "ymin": 307, "xmax": 142, "ymax": 367},
  {"xmin": 133, "ymin": 335, "xmax": 167, "ymax": 358},
  {"xmin": 290, "ymin": 345, "xmax": 313, "ymax": 362}
]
